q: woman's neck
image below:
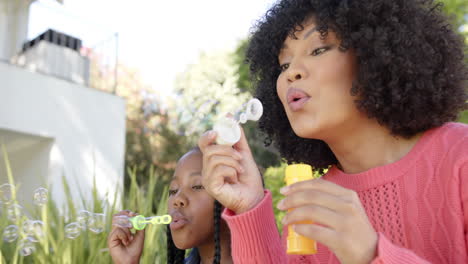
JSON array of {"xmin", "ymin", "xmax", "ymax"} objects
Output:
[
  {"xmin": 326, "ymin": 121, "xmax": 422, "ymax": 174},
  {"xmin": 197, "ymin": 229, "xmax": 232, "ymax": 264}
]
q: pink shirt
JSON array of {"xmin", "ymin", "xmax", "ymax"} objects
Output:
[{"xmin": 223, "ymin": 122, "xmax": 468, "ymax": 263}]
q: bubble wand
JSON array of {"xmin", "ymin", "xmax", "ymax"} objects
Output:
[
  {"xmin": 114, "ymin": 214, "xmax": 172, "ymax": 231},
  {"xmin": 213, "ymin": 98, "xmax": 263, "ymax": 146}
]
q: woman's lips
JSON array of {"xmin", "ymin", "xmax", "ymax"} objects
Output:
[
  {"xmin": 288, "ymin": 97, "xmax": 311, "ymax": 111},
  {"xmin": 286, "ymin": 88, "xmax": 311, "ymax": 112}
]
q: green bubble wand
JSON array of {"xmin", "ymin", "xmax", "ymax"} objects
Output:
[{"xmin": 128, "ymin": 214, "xmax": 172, "ymax": 230}]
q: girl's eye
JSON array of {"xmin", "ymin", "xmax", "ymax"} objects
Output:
[
  {"xmin": 311, "ymin": 46, "xmax": 330, "ymax": 56},
  {"xmin": 192, "ymin": 185, "xmax": 204, "ymax": 190},
  {"xmin": 168, "ymin": 189, "xmax": 178, "ymax": 196},
  {"xmin": 279, "ymin": 63, "xmax": 290, "ymax": 72}
]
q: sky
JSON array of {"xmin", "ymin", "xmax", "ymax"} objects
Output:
[{"xmin": 28, "ymin": 0, "xmax": 277, "ymax": 96}]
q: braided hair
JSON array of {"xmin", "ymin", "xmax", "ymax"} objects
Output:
[
  {"xmin": 166, "ymin": 200, "xmax": 224, "ymax": 264},
  {"xmin": 212, "ymin": 200, "xmax": 222, "ymax": 264},
  {"xmin": 166, "ymin": 225, "xmax": 186, "ymax": 264}
]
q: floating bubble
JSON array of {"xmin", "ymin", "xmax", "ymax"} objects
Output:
[
  {"xmin": 7, "ymin": 203, "xmax": 23, "ymax": 222},
  {"xmin": 3, "ymin": 225, "xmax": 19, "ymax": 242},
  {"xmin": 88, "ymin": 213, "xmax": 105, "ymax": 234},
  {"xmin": 33, "ymin": 187, "xmax": 48, "ymax": 206},
  {"xmin": 64, "ymin": 222, "xmax": 81, "ymax": 239},
  {"xmin": 0, "ymin": 184, "xmax": 14, "ymax": 204},
  {"xmin": 18, "ymin": 237, "xmax": 36, "ymax": 256},
  {"xmin": 23, "ymin": 220, "xmax": 45, "ymax": 242},
  {"xmin": 76, "ymin": 210, "xmax": 91, "ymax": 230},
  {"xmin": 245, "ymin": 98, "xmax": 263, "ymax": 122},
  {"xmin": 22, "ymin": 219, "xmax": 33, "ymax": 234}
]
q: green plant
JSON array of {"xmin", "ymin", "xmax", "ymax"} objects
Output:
[
  {"xmin": 0, "ymin": 145, "xmax": 170, "ymax": 264},
  {"xmin": 264, "ymin": 163, "xmax": 325, "ymax": 234}
]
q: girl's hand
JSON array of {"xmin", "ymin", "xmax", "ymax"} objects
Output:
[
  {"xmin": 108, "ymin": 210, "xmax": 145, "ymax": 264},
  {"xmin": 198, "ymin": 126, "xmax": 264, "ymax": 214},
  {"xmin": 278, "ymin": 179, "xmax": 377, "ymax": 264}
]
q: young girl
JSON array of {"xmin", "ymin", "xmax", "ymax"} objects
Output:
[
  {"xmin": 108, "ymin": 148, "xmax": 232, "ymax": 264},
  {"xmin": 198, "ymin": 0, "xmax": 467, "ymax": 263}
]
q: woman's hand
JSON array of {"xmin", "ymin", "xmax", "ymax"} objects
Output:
[
  {"xmin": 198, "ymin": 126, "xmax": 264, "ymax": 214},
  {"xmin": 108, "ymin": 210, "xmax": 145, "ymax": 264},
  {"xmin": 278, "ymin": 179, "xmax": 377, "ymax": 264}
]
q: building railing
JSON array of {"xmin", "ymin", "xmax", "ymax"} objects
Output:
[{"xmin": 0, "ymin": 0, "xmax": 119, "ymax": 94}]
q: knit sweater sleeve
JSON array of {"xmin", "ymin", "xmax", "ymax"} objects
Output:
[{"xmin": 221, "ymin": 190, "xmax": 287, "ymax": 264}]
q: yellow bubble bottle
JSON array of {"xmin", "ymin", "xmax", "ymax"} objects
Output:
[{"xmin": 284, "ymin": 164, "xmax": 317, "ymax": 255}]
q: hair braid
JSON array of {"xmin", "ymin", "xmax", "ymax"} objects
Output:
[
  {"xmin": 166, "ymin": 225, "xmax": 186, "ymax": 264},
  {"xmin": 213, "ymin": 200, "xmax": 222, "ymax": 264}
]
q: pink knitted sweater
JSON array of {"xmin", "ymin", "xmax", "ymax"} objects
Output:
[{"xmin": 223, "ymin": 122, "xmax": 468, "ymax": 263}]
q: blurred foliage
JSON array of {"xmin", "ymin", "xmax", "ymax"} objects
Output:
[
  {"xmin": 233, "ymin": 41, "xmax": 282, "ymax": 169},
  {"xmin": 264, "ymin": 163, "xmax": 325, "ymax": 234},
  {"xmin": 172, "ymin": 50, "xmax": 250, "ymax": 142},
  {"xmin": 263, "ymin": 163, "xmax": 287, "ymax": 234},
  {"xmin": 233, "ymin": 39, "xmax": 255, "ymax": 95},
  {"xmin": 1, "ymin": 146, "xmax": 169, "ymax": 263},
  {"xmin": 442, "ymin": 0, "xmax": 468, "ymax": 34},
  {"xmin": 459, "ymin": 110, "xmax": 468, "ymax": 124}
]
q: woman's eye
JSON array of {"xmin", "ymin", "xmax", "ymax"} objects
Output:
[
  {"xmin": 311, "ymin": 47, "xmax": 329, "ymax": 56},
  {"xmin": 192, "ymin": 185, "xmax": 204, "ymax": 190},
  {"xmin": 279, "ymin": 63, "xmax": 290, "ymax": 72},
  {"xmin": 168, "ymin": 189, "xmax": 178, "ymax": 196}
]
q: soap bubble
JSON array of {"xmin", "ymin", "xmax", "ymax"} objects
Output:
[
  {"xmin": 64, "ymin": 222, "xmax": 81, "ymax": 239},
  {"xmin": 245, "ymin": 98, "xmax": 263, "ymax": 121},
  {"xmin": 18, "ymin": 237, "xmax": 36, "ymax": 256},
  {"xmin": 3, "ymin": 225, "xmax": 19, "ymax": 242},
  {"xmin": 23, "ymin": 220, "xmax": 45, "ymax": 242},
  {"xmin": 33, "ymin": 187, "xmax": 48, "ymax": 206},
  {"xmin": 0, "ymin": 184, "xmax": 14, "ymax": 203},
  {"xmin": 113, "ymin": 215, "xmax": 132, "ymax": 228},
  {"xmin": 239, "ymin": 113, "xmax": 247, "ymax": 124},
  {"xmin": 77, "ymin": 210, "xmax": 91, "ymax": 230},
  {"xmin": 22, "ymin": 219, "xmax": 33, "ymax": 234},
  {"xmin": 7, "ymin": 203, "xmax": 23, "ymax": 222},
  {"xmin": 88, "ymin": 213, "xmax": 105, "ymax": 234}
]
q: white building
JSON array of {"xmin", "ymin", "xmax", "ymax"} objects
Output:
[{"xmin": 0, "ymin": 0, "xmax": 125, "ymax": 211}]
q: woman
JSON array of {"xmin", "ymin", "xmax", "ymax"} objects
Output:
[{"xmin": 198, "ymin": 0, "xmax": 467, "ymax": 263}]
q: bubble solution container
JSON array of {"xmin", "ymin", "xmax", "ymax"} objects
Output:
[{"xmin": 284, "ymin": 164, "xmax": 317, "ymax": 255}]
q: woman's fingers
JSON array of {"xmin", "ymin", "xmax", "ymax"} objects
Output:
[
  {"xmin": 198, "ymin": 130, "xmax": 217, "ymax": 152},
  {"xmin": 203, "ymin": 144, "xmax": 243, "ymax": 166},
  {"xmin": 278, "ymin": 189, "xmax": 351, "ymax": 213},
  {"xmin": 282, "ymin": 204, "xmax": 341, "ymax": 228},
  {"xmin": 208, "ymin": 155, "xmax": 244, "ymax": 174},
  {"xmin": 293, "ymin": 223, "xmax": 338, "ymax": 250},
  {"xmin": 212, "ymin": 164, "xmax": 239, "ymax": 184},
  {"xmin": 281, "ymin": 178, "xmax": 355, "ymax": 198},
  {"xmin": 233, "ymin": 125, "xmax": 252, "ymax": 155}
]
